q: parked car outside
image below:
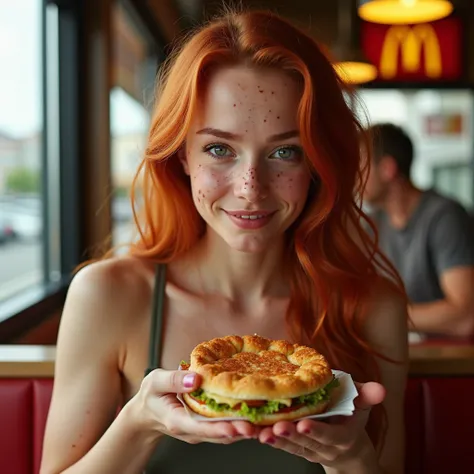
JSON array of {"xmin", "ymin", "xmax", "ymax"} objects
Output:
[{"xmin": 0, "ymin": 217, "xmax": 16, "ymax": 244}]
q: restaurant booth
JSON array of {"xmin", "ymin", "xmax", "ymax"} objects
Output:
[
  {"xmin": 1, "ymin": 3, "xmax": 474, "ymax": 474},
  {"xmin": 1, "ymin": 343, "xmax": 474, "ymax": 473}
]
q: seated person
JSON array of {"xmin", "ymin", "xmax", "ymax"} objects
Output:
[
  {"xmin": 363, "ymin": 123, "xmax": 474, "ymax": 338},
  {"xmin": 40, "ymin": 10, "xmax": 408, "ymax": 474}
]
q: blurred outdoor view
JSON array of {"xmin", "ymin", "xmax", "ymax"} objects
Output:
[
  {"xmin": 0, "ymin": 0, "xmax": 157, "ymax": 303},
  {"xmin": 0, "ymin": 1, "xmax": 43, "ymax": 301}
]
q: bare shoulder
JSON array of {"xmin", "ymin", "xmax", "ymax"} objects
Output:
[
  {"xmin": 63, "ymin": 256, "xmax": 154, "ymax": 334},
  {"xmin": 55, "ymin": 255, "xmax": 157, "ymax": 399},
  {"xmin": 55, "ymin": 255, "xmax": 156, "ymax": 386},
  {"xmin": 362, "ymin": 277, "xmax": 409, "ymax": 359},
  {"xmin": 68, "ymin": 255, "xmax": 154, "ymax": 307}
]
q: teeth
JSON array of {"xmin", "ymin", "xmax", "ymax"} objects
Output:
[{"xmin": 236, "ymin": 215, "xmax": 265, "ymax": 220}]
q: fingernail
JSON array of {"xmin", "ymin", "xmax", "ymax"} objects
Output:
[
  {"xmin": 303, "ymin": 429, "xmax": 311, "ymax": 435},
  {"xmin": 280, "ymin": 431, "xmax": 290, "ymax": 437},
  {"xmin": 265, "ymin": 437, "xmax": 276, "ymax": 445},
  {"xmin": 183, "ymin": 373, "xmax": 196, "ymax": 388}
]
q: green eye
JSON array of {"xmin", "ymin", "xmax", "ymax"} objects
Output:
[
  {"xmin": 276, "ymin": 148, "xmax": 292, "ymax": 159},
  {"xmin": 272, "ymin": 146, "xmax": 301, "ymax": 161},
  {"xmin": 213, "ymin": 146, "xmax": 227, "ymax": 156},
  {"xmin": 205, "ymin": 144, "xmax": 231, "ymax": 158}
]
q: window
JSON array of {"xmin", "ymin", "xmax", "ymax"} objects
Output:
[
  {"xmin": 110, "ymin": 0, "xmax": 159, "ymax": 247},
  {"xmin": 0, "ymin": 0, "xmax": 63, "ymax": 323},
  {"xmin": 0, "ymin": 0, "xmax": 164, "ymax": 327},
  {"xmin": 0, "ymin": 1, "xmax": 45, "ymax": 302}
]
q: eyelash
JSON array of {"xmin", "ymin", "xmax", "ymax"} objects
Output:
[
  {"xmin": 202, "ymin": 143, "xmax": 233, "ymax": 159},
  {"xmin": 202, "ymin": 143, "xmax": 303, "ymax": 161}
]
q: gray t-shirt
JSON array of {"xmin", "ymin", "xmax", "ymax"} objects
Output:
[{"xmin": 372, "ymin": 190, "xmax": 474, "ymax": 303}]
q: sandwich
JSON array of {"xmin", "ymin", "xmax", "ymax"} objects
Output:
[{"xmin": 180, "ymin": 334, "xmax": 339, "ymax": 425}]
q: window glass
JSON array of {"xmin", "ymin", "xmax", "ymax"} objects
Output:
[
  {"xmin": 0, "ymin": 0, "xmax": 44, "ymax": 301},
  {"xmin": 111, "ymin": 1, "xmax": 158, "ymax": 247}
]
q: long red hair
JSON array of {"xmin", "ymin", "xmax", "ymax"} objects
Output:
[{"xmin": 124, "ymin": 9, "xmax": 404, "ymax": 451}]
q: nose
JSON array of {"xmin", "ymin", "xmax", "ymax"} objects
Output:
[{"xmin": 234, "ymin": 163, "xmax": 268, "ymax": 203}]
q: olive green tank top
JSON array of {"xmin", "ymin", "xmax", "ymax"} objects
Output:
[{"xmin": 144, "ymin": 265, "xmax": 325, "ymax": 474}]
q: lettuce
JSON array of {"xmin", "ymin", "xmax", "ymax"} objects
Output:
[{"xmin": 190, "ymin": 376, "xmax": 340, "ymax": 423}]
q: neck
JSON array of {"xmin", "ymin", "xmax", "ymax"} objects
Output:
[
  {"xmin": 382, "ymin": 179, "xmax": 422, "ymax": 229},
  {"xmin": 184, "ymin": 229, "xmax": 289, "ymax": 304}
]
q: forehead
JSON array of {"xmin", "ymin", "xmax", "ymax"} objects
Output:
[{"xmin": 193, "ymin": 64, "xmax": 302, "ymax": 126}]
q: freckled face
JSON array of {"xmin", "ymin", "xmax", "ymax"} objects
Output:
[{"xmin": 183, "ymin": 64, "xmax": 311, "ymax": 253}]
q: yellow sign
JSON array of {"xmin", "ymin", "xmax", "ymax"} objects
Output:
[{"xmin": 379, "ymin": 24, "xmax": 442, "ymax": 79}]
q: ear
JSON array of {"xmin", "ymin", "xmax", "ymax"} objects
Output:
[
  {"xmin": 178, "ymin": 146, "xmax": 190, "ymax": 175},
  {"xmin": 379, "ymin": 155, "xmax": 398, "ymax": 181}
]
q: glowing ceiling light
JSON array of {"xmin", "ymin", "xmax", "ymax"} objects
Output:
[
  {"xmin": 358, "ymin": 0, "xmax": 453, "ymax": 25},
  {"xmin": 333, "ymin": 0, "xmax": 378, "ymax": 85},
  {"xmin": 334, "ymin": 61, "xmax": 378, "ymax": 84}
]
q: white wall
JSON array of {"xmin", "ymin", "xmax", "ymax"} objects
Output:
[{"xmin": 357, "ymin": 88, "xmax": 474, "ymax": 208}]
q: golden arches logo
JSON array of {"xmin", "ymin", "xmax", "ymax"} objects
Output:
[{"xmin": 380, "ymin": 24, "xmax": 442, "ymax": 79}]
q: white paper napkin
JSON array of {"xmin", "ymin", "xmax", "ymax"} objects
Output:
[{"xmin": 176, "ymin": 369, "xmax": 357, "ymax": 422}]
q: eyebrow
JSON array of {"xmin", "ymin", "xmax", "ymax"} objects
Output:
[{"xmin": 196, "ymin": 127, "xmax": 299, "ymax": 143}]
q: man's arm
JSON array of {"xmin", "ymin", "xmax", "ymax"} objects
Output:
[
  {"xmin": 409, "ymin": 266, "xmax": 474, "ymax": 337},
  {"xmin": 410, "ymin": 201, "xmax": 474, "ymax": 337}
]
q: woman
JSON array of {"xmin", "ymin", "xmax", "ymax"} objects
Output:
[{"xmin": 40, "ymin": 9, "xmax": 408, "ymax": 474}]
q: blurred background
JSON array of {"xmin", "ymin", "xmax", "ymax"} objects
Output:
[
  {"xmin": 2, "ymin": 2, "xmax": 474, "ymax": 473},
  {"xmin": 0, "ymin": 0, "xmax": 473, "ymax": 337}
]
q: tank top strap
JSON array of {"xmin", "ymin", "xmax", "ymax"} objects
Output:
[{"xmin": 144, "ymin": 263, "xmax": 167, "ymax": 377}]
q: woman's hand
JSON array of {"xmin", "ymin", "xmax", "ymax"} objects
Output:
[
  {"xmin": 258, "ymin": 382, "xmax": 386, "ymax": 471},
  {"xmin": 128, "ymin": 368, "xmax": 259, "ymax": 444}
]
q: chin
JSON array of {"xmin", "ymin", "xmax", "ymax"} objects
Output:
[{"xmin": 226, "ymin": 235, "xmax": 275, "ymax": 254}]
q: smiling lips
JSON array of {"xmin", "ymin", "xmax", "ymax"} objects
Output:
[{"xmin": 224, "ymin": 210, "xmax": 275, "ymax": 230}]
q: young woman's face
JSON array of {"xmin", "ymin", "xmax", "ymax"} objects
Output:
[{"xmin": 183, "ymin": 64, "xmax": 312, "ymax": 253}]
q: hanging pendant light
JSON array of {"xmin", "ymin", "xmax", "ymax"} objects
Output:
[
  {"xmin": 334, "ymin": 62, "xmax": 378, "ymax": 84},
  {"xmin": 358, "ymin": 0, "xmax": 453, "ymax": 25},
  {"xmin": 333, "ymin": 0, "xmax": 378, "ymax": 84},
  {"xmin": 333, "ymin": 52, "xmax": 378, "ymax": 85}
]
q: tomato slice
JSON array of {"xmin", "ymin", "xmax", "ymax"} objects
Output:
[
  {"xmin": 189, "ymin": 395, "xmax": 305, "ymax": 413},
  {"xmin": 275, "ymin": 403, "xmax": 304, "ymax": 413},
  {"xmin": 189, "ymin": 395, "xmax": 206, "ymax": 405}
]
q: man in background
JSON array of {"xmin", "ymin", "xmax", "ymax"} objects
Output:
[{"xmin": 363, "ymin": 123, "xmax": 474, "ymax": 338}]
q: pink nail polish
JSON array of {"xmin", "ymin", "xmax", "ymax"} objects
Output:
[
  {"xmin": 183, "ymin": 374, "xmax": 196, "ymax": 388},
  {"xmin": 280, "ymin": 431, "xmax": 290, "ymax": 437},
  {"xmin": 266, "ymin": 437, "xmax": 276, "ymax": 445}
]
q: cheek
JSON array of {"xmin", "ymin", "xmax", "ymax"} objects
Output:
[
  {"xmin": 270, "ymin": 169, "xmax": 311, "ymax": 204},
  {"xmin": 191, "ymin": 166, "xmax": 231, "ymax": 204}
]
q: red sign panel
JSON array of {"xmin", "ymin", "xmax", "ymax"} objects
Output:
[
  {"xmin": 361, "ymin": 17, "xmax": 463, "ymax": 82},
  {"xmin": 424, "ymin": 114, "xmax": 463, "ymax": 136}
]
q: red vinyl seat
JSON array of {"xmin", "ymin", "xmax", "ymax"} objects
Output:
[
  {"xmin": 421, "ymin": 377, "xmax": 474, "ymax": 472},
  {"xmin": 0, "ymin": 379, "xmax": 53, "ymax": 474},
  {"xmin": 405, "ymin": 378, "xmax": 424, "ymax": 474},
  {"xmin": 0, "ymin": 377, "xmax": 472, "ymax": 473}
]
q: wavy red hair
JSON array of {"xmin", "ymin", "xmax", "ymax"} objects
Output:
[{"xmin": 123, "ymin": 10, "xmax": 405, "ymax": 452}]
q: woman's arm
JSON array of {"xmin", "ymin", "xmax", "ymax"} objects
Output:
[
  {"xmin": 40, "ymin": 260, "xmax": 163, "ymax": 474},
  {"xmin": 360, "ymin": 279, "xmax": 409, "ymax": 474}
]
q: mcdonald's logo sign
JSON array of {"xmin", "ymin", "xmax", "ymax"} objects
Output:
[
  {"xmin": 380, "ymin": 24, "xmax": 441, "ymax": 79},
  {"xmin": 361, "ymin": 17, "xmax": 463, "ymax": 82}
]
